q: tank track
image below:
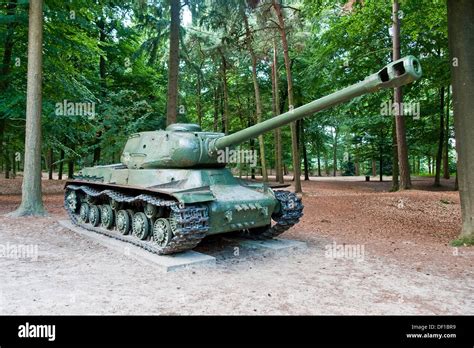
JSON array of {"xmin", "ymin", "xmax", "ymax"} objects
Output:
[
  {"xmin": 64, "ymin": 184, "xmax": 209, "ymax": 255},
  {"xmin": 245, "ymin": 190, "xmax": 304, "ymax": 240}
]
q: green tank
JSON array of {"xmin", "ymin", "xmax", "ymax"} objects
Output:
[{"xmin": 64, "ymin": 56, "xmax": 422, "ymax": 254}]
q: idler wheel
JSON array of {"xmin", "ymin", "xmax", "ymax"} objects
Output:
[
  {"xmin": 89, "ymin": 205, "xmax": 101, "ymax": 227},
  {"xmin": 79, "ymin": 203, "xmax": 90, "ymax": 223},
  {"xmin": 132, "ymin": 212, "xmax": 150, "ymax": 240},
  {"xmin": 153, "ymin": 218, "xmax": 174, "ymax": 248},
  {"xmin": 101, "ymin": 205, "xmax": 115, "ymax": 229},
  {"xmin": 65, "ymin": 190, "xmax": 79, "ymax": 212},
  {"xmin": 116, "ymin": 210, "xmax": 131, "ymax": 235}
]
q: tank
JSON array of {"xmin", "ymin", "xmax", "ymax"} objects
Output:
[{"xmin": 64, "ymin": 56, "xmax": 422, "ymax": 254}]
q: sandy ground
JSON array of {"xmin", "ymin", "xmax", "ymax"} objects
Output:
[{"xmin": 0, "ymin": 175, "xmax": 472, "ymax": 315}]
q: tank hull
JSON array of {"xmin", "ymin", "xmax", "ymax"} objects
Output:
[{"xmin": 69, "ymin": 166, "xmax": 279, "ymax": 235}]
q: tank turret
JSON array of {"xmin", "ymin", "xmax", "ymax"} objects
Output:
[
  {"xmin": 120, "ymin": 125, "xmax": 224, "ymax": 169},
  {"xmin": 64, "ymin": 56, "xmax": 422, "ymax": 255}
]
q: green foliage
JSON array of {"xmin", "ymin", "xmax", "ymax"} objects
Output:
[{"xmin": 451, "ymin": 237, "xmax": 474, "ymax": 247}]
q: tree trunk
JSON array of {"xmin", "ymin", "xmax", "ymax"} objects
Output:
[
  {"xmin": 317, "ymin": 142, "xmax": 322, "ymax": 176},
  {"xmin": 58, "ymin": 148, "xmax": 65, "ymax": 180},
  {"xmin": 250, "ymin": 138, "xmax": 256, "ymax": 180},
  {"xmin": 332, "ymin": 127, "xmax": 338, "ymax": 177},
  {"xmin": 395, "ymin": 100, "xmax": 411, "ymax": 184},
  {"xmin": 219, "ymin": 82, "xmax": 225, "ymax": 133},
  {"xmin": 93, "ymin": 18, "xmax": 107, "ymax": 165},
  {"xmin": 243, "ymin": 11, "xmax": 267, "ymax": 182},
  {"xmin": 68, "ymin": 157, "xmax": 74, "ymax": 179},
  {"xmin": 11, "ymin": 0, "xmax": 46, "ymax": 216},
  {"xmin": 372, "ymin": 158, "xmax": 376, "ymax": 177},
  {"xmin": 448, "ymin": 0, "xmax": 474, "ymax": 238},
  {"xmin": 434, "ymin": 86, "xmax": 445, "ymax": 186},
  {"xmin": 391, "ymin": 117, "xmax": 399, "ymax": 190},
  {"xmin": 220, "ymin": 52, "xmax": 229, "ymax": 134},
  {"xmin": 93, "ymin": 138, "xmax": 101, "ymax": 165},
  {"xmin": 443, "ymin": 86, "xmax": 450, "ymax": 179},
  {"xmin": 271, "ymin": 39, "xmax": 284, "ymax": 184},
  {"xmin": 277, "ymin": 131, "xmax": 284, "ymax": 180},
  {"xmin": 98, "ymin": 21, "xmax": 107, "ymax": 95},
  {"xmin": 5, "ymin": 144, "xmax": 10, "ymax": 179},
  {"xmin": 11, "ymin": 151, "xmax": 16, "ymax": 178},
  {"xmin": 324, "ymin": 151, "xmax": 329, "ymax": 176},
  {"xmin": 0, "ymin": 121, "xmax": 4, "ymax": 173},
  {"xmin": 213, "ymin": 85, "xmax": 219, "ymax": 132},
  {"xmin": 428, "ymin": 156, "xmax": 432, "ymax": 175},
  {"xmin": 392, "ymin": 0, "xmax": 411, "ymax": 189},
  {"xmin": 196, "ymin": 69, "xmax": 203, "ymax": 127},
  {"xmin": 379, "ymin": 151, "xmax": 383, "ymax": 182},
  {"xmin": 48, "ymin": 148, "xmax": 53, "ymax": 180},
  {"xmin": 454, "ymin": 170, "xmax": 458, "ymax": 191},
  {"xmin": 273, "ymin": 0, "xmax": 301, "ymax": 193},
  {"xmin": 272, "ymin": 126, "xmax": 279, "ymax": 182},
  {"xmin": 166, "ymin": 0, "xmax": 180, "ymax": 126},
  {"xmin": 301, "ymin": 120, "xmax": 310, "ymax": 180},
  {"xmin": 271, "ymin": 62, "xmax": 280, "ymax": 183},
  {"xmin": 2, "ymin": 132, "xmax": 9, "ymax": 178}
]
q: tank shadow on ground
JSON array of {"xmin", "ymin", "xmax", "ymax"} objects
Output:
[{"xmin": 194, "ymin": 233, "xmax": 308, "ymax": 261}]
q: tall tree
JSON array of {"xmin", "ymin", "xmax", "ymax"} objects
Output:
[
  {"xmin": 272, "ymin": 0, "xmax": 301, "ymax": 193},
  {"xmin": 242, "ymin": 8, "xmax": 268, "ymax": 182},
  {"xmin": 58, "ymin": 148, "xmax": 65, "ymax": 180},
  {"xmin": 166, "ymin": 0, "xmax": 180, "ymax": 125},
  {"xmin": 301, "ymin": 119, "xmax": 310, "ymax": 180},
  {"xmin": 434, "ymin": 86, "xmax": 445, "ymax": 186},
  {"xmin": 332, "ymin": 126, "xmax": 338, "ymax": 177},
  {"xmin": 391, "ymin": 118, "xmax": 399, "ymax": 190},
  {"xmin": 93, "ymin": 17, "xmax": 107, "ymax": 165},
  {"xmin": 220, "ymin": 50, "xmax": 229, "ymax": 134},
  {"xmin": 392, "ymin": 0, "xmax": 411, "ymax": 189},
  {"xmin": 443, "ymin": 86, "xmax": 450, "ymax": 179},
  {"xmin": 11, "ymin": 0, "xmax": 45, "ymax": 216},
  {"xmin": 447, "ymin": 0, "xmax": 474, "ymax": 239},
  {"xmin": 271, "ymin": 38, "xmax": 283, "ymax": 183}
]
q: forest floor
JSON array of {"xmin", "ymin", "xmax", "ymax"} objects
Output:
[{"xmin": 0, "ymin": 175, "xmax": 472, "ymax": 315}]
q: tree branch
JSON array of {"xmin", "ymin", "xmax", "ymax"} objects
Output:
[{"xmin": 281, "ymin": 5, "xmax": 301, "ymax": 12}]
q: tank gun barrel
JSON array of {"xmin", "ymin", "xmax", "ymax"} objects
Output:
[{"xmin": 209, "ymin": 55, "xmax": 421, "ymax": 153}]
